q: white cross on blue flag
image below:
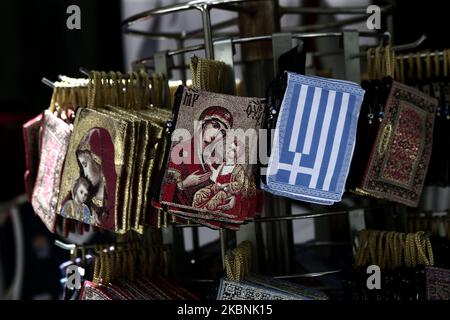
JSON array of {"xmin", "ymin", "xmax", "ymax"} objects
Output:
[{"xmin": 263, "ymin": 72, "xmax": 365, "ymax": 204}]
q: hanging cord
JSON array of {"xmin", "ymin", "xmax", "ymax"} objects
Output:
[
  {"xmin": 224, "ymin": 241, "xmax": 253, "ymax": 282},
  {"xmin": 404, "ymin": 233, "xmax": 411, "ymax": 268},
  {"xmin": 56, "ymin": 87, "xmax": 65, "ymax": 118},
  {"xmin": 386, "ymin": 46, "xmax": 396, "ymax": 78},
  {"xmin": 48, "ymin": 86, "xmax": 58, "ymax": 113},
  {"xmin": 443, "ymin": 50, "xmax": 448, "ymax": 78},
  {"xmin": 354, "ymin": 230, "xmax": 364, "ymax": 266},
  {"xmin": 399, "ymin": 54, "xmax": 405, "ymax": 83},
  {"xmin": 378, "ymin": 231, "xmax": 388, "ymax": 268},
  {"xmin": 415, "ymin": 231, "xmax": 434, "ymax": 266},
  {"xmin": 379, "ymin": 46, "xmax": 386, "ymax": 78},
  {"xmin": 140, "ymin": 69, "xmax": 150, "ymax": 108},
  {"xmin": 87, "ymin": 71, "xmax": 101, "ymax": 109},
  {"xmin": 100, "ymin": 71, "xmax": 109, "ymax": 107},
  {"xmin": 96, "ymin": 248, "xmax": 105, "ymax": 284},
  {"xmin": 374, "ymin": 47, "xmax": 383, "ymax": 79},
  {"xmin": 416, "ymin": 52, "xmax": 423, "ymax": 82},
  {"xmin": 109, "ymin": 71, "xmax": 118, "ymax": 107},
  {"xmin": 397, "ymin": 232, "xmax": 406, "ymax": 269},
  {"xmin": 405, "ymin": 233, "xmax": 417, "ymax": 268},
  {"xmin": 447, "ymin": 49, "xmax": 450, "ymax": 81},
  {"xmin": 384, "ymin": 46, "xmax": 392, "ymax": 78},
  {"xmin": 366, "ymin": 48, "xmax": 374, "ymax": 80},
  {"xmin": 369, "ymin": 230, "xmax": 379, "ymax": 265},
  {"xmin": 390, "ymin": 48, "xmax": 396, "ymax": 79},
  {"xmin": 132, "ymin": 72, "xmax": 141, "ymax": 109},
  {"xmin": 384, "ymin": 231, "xmax": 395, "ymax": 269},
  {"xmin": 95, "ymin": 71, "xmax": 103, "ymax": 108},
  {"xmin": 434, "ymin": 50, "xmax": 440, "ymax": 78},
  {"xmin": 390, "ymin": 232, "xmax": 399, "ymax": 268},
  {"xmin": 395, "ymin": 54, "xmax": 401, "ymax": 82},
  {"xmin": 425, "ymin": 50, "xmax": 432, "ymax": 80},
  {"xmin": 355, "ymin": 230, "xmax": 369, "ymax": 267},
  {"xmin": 151, "ymin": 73, "xmax": 160, "ymax": 109},
  {"xmin": 127, "ymin": 72, "xmax": 135, "ymax": 109},
  {"xmin": 92, "ymin": 244, "xmax": 101, "ymax": 283},
  {"xmin": 87, "ymin": 72, "xmax": 95, "ymax": 109},
  {"xmin": 112, "ymin": 247, "xmax": 121, "ymax": 280},
  {"xmin": 116, "ymin": 72, "xmax": 124, "ymax": 108},
  {"xmin": 407, "ymin": 53, "xmax": 415, "ymax": 82}
]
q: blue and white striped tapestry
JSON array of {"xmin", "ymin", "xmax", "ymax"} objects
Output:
[{"xmin": 263, "ymin": 72, "xmax": 365, "ymax": 204}]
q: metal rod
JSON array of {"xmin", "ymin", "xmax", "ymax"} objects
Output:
[
  {"xmin": 174, "ymin": 223, "xmax": 204, "ymax": 228},
  {"xmin": 121, "ymin": 1, "xmax": 389, "ymax": 42},
  {"xmin": 284, "ymin": 15, "xmax": 369, "ymax": 33},
  {"xmin": 255, "ymin": 210, "xmax": 348, "ymax": 223},
  {"xmin": 178, "ymin": 278, "xmax": 215, "ymax": 283},
  {"xmin": 121, "ymin": 0, "xmax": 268, "ymax": 28},
  {"xmin": 311, "ymin": 49, "xmax": 344, "ymax": 58},
  {"xmin": 184, "ymin": 17, "xmax": 239, "ymax": 39},
  {"xmin": 344, "ymin": 30, "xmax": 361, "ymax": 83},
  {"xmin": 385, "ymin": 33, "xmax": 426, "ymax": 52},
  {"xmin": 279, "ymin": 5, "xmax": 392, "ymax": 15},
  {"xmin": 173, "ymin": 206, "xmax": 385, "ymax": 227},
  {"xmin": 126, "ymin": 18, "xmax": 239, "ymax": 41},
  {"xmin": 133, "ymin": 31, "xmax": 388, "ymax": 67},
  {"xmin": 176, "ymin": 269, "xmax": 342, "ymax": 282},
  {"xmin": 350, "ymin": 34, "xmax": 427, "ymax": 59},
  {"xmin": 122, "ymin": 2, "xmax": 192, "ymax": 27},
  {"xmin": 274, "ymin": 269, "xmax": 342, "ymax": 279},
  {"xmin": 214, "ymin": 3, "xmax": 257, "ymax": 15},
  {"xmin": 173, "ymin": 211, "xmax": 347, "ymax": 226},
  {"xmin": 54, "ymin": 239, "xmax": 148, "ymax": 251},
  {"xmin": 298, "ymin": 241, "xmax": 351, "ymax": 247},
  {"xmin": 220, "ymin": 229, "xmax": 227, "ymax": 269},
  {"xmin": 55, "ymin": 240, "xmax": 76, "ymax": 250},
  {"xmin": 168, "ymin": 44, "xmax": 205, "ymax": 57},
  {"xmin": 41, "ymin": 77, "xmax": 55, "ymax": 88},
  {"xmin": 200, "ymin": 5, "xmax": 214, "ymax": 59},
  {"xmin": 177, "ymin": 39, "xmax": 187, "ymax": 85},
  {"xmin": 123, "ymin": 30, "xmax": 184, "ymax": 40},
  {"xmin": 79, "ymin": 67, "xmax": 90, "ymax": 77}
]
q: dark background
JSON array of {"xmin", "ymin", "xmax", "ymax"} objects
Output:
[{"xmin": 0, "ymin": 0, "xmax": 123, "ymax": 201}]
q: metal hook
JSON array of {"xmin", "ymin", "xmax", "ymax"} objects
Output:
[
  {"xmin": 350, "ymin": 34, "xmax": 427, "ymax": 59},
  {"xmin": 41, "ymin": 77, "xmax": 55, "ymax": 89}
]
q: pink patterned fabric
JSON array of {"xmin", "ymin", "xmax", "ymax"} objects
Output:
[
  {"xmin": 426, "ymin": 266, "xmax": 450, "ymax": 300},
  {"xmin": 23, "ymin": 113, "xmax": 43, "ymax": 201},
  {"xmin": 31, "ymin": 111, "xmax": 72, "ymax": 232}
]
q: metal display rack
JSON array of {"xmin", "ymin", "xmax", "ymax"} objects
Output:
[{"xmin": 52, "ymin": 0, "xmax": 431, "ymax": 298}]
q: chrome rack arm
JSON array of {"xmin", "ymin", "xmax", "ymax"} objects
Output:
[
  {"xmin": 349, "ymin": 34, "xmax": 427, "ymax": 59},
  {"xmin": 54, "ymin": 239, "xmax": 148, "ymax": 251},
  {"xmin": 283, "ymin": 16, "xmax": 370, "ymax": 33},
  {"xmin": 173, "ymin": 206, "xmax": 386, "ymax": 227},
  {"xmin": 41, "ymin": 77, "xmax": 55, "ymax": 89},
  {"xmin": 254, "ymin": 210, "xmax": 348, "ymax": 223},
  {"xmin": 391, "ymin": 34, "xmax": 427, "ymax": 52},
  {"xmin": 54, "ymin": 240, "xmax": 76, "ymax": 251},
  {"xmin": 176, "ymin": 269, "xmax": 343, "ymax": 282},
  {"xmin": 121, "ymin": 0, "xmax": 267, "ymax": 40},
  {"xmin": 133, "ymin": 30, "xmax": 389, "ymax": 67},
  {"xmin": 279, "ymin": 4, "xmax": 393, "ymax": 16},
  {"xmin": 274, "ymin": 269, "xmax": 342, "ymax": 279},
  {"xmin": 396, "ymin": 49, "xmax": 444, "ymax": 60},
  {"xmin": 79, "ymin": 67, "xmax": 90, "ymax": 77}
]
